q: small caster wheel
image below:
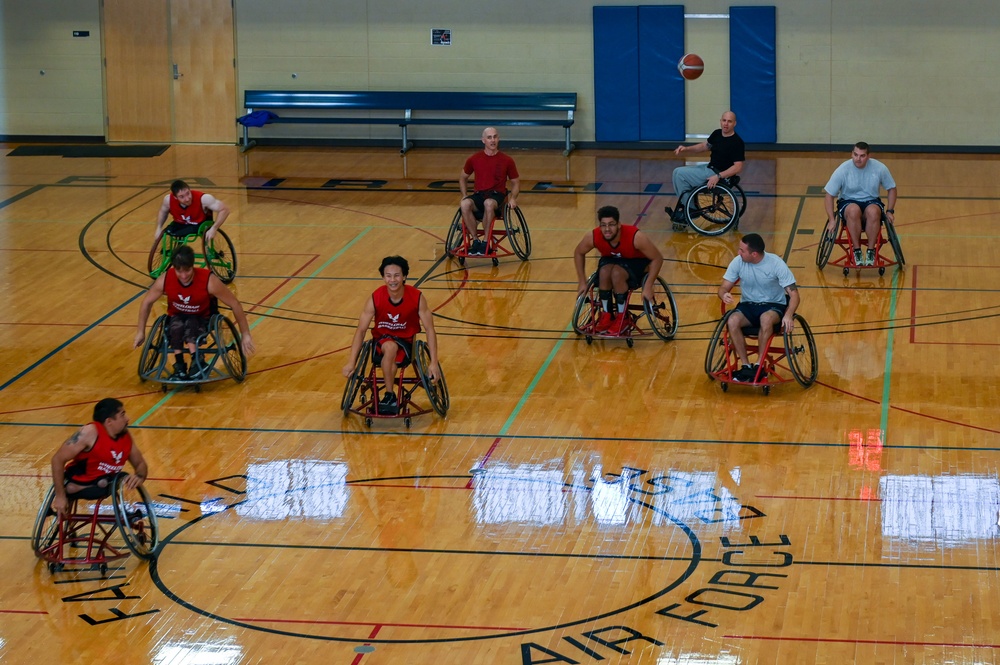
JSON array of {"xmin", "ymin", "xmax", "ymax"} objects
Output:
[
  {"xmin": 626, "ymin": 337, "xmax": 634, "ymax": 348},
  {"xmin": 458, "ymin": 256, "xmax": 465, "ymax": 266},
  {"xmin": 585, "ymin": 336, "xmax": 593, "ymax": 345},
  {"xmin": 405, "ymin": 417, "xmax": 412, "ymax": 428},
  {"xmin": 100, "ymin": 563, "xmax": 108, "ymax": 576},
  {"xmin": 843, "ymin": 267, "xmax": 849, "ymax": 277},
  {"xmin": 878, "ymin": 267, "xmax": 885, "ymax": 276},
  {"xmin": 48, "ymin": 562, "xmax": 63, "ymax": 573},
  {"xmin": 492, "ymin": 257, "xmax": 499, "ymax": 267},
  {"xmin": 763, "ymin": 385, "xmax": 771, "ymax": 396},
  {"xmin": 365, "ymin": 417, "xmax": 373, "ymax": 427},
  {"xmin": 721, "ymin": 382, "xmax": 729, "ymax": 392},
  {"xmin": 161, "ymin": 384, "xmax": 169, "ymax": 392},
  {"xmin": 194, "ymin": 384, "xmax": 201, "ymax": 393}
]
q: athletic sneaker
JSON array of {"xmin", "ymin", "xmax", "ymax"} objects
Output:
[
  {"xmin": 732, "ymin": 364, "xmax": 757, "ymax": 383},
  {"xmin": 609, "ymin": 312, "xmax": 632, "ymax": 336},
  {"xmin": 866, "ymin": 248, "xmax": 876, "ymax": 266},
  {"xmin": 470, "ymin": 239, "xmax": 486, "ymax": 256},
  {"xmin": 379, "ymin": 393, "xmax": 398, "ymax": 415},
  {"xmin": 171, "ymin": 361, "xmax": 188, "ymax": 380},
  {"xmin": 594, "ymin": 311, "xmax": 613, "ymax": 332},
  {"xmin": 853, "ymin": 248, "xmax": 863, "ymax": 266}
]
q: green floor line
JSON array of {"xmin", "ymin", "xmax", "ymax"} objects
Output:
[
  {"xmin": 498, "ymin": 325, "xmax": 573, "ymax": 436},
  {"xmin": 880, "ymin": 267, "xmax": 903, "ymax": 441},
  {"xmin": 134, "ymin": 228, "xmax": 372, "ymax": 425}
]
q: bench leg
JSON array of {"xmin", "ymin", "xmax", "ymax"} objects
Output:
[
  {"xmin": 400, "ymin": 125, "xmax": 413, "ymax": 155},
  {"xmin": 563, "ymin": 127, "xmax": 574, "ymax": 157}
]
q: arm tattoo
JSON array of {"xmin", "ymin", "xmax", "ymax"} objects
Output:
[
  {"xmin": 786, "ymin": 284, "xmax": 798, "ymax": 292},
  {"xmin": 63, "ymin": 429, "xmax": 83, "ymax": 447}
]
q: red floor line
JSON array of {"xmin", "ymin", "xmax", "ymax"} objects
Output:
[
  {"xmin": 0, "ymin": 609, "xmax": 47, "ymax": 615},
  {"xmin": 246, "ymin": 255, "xmax": 320, "ymax": 314},
  {"xmin": 234, "ymin": 616, "xmax": 524, "ymax": 631},
  {"xmin": 350, "ymin": 483, "xmax": 471, "ymax": 491},
  {"xmin": 633, "ymin": 194, "xmax": 658, "ymax": 228},
  {"xmin": 755, "ymin": 494, "xmax": 880, "ymax": 502},
  {"xmin": 726, "ymin": 634, "xmax": 1000, "ymax": 649},
  {"xmin": 467, "ymin": 437, "xmax": 503, "ymax": 488},
  {"xmin": 0, "ymin": 473, "xmax": 184, "ymax": 481},
  {"xmin": 0, "ymin": 390, "xmax": 175, "ymax": 416}
]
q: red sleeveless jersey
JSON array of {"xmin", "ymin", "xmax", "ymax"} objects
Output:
[
  {"xmin": 66, "ymin": 421, "xmax": 133, "ymax": 482},
  {"xmin": 371, "ymin": 285, "xmax": 422, "ymax": 341},
  {"xmin": 169, "ymin": 190, "xmax": 212, "ymax": 226},
  {"xmin": 592, "ymin": 224, "xmax": 644, "ymax": 258},
  {"xmin": 165, "ymin": 267, "xmax": 213, "ymax": 317}
]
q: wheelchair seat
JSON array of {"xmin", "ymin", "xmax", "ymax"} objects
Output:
[
  {"xmin": 32, "ymin": 473, "xmax": 159, "ymax": 575},
  {"xmin": 572, "ymin": 271, "xmax": 679, "ymax": 347},
  {"xmin": 342, "ymin": 338, "xmax": 449, "ymax": 427},
  {"xmin": 148, "ymin": 220, "xmax": 238, "ymax": 284},
  {"xmin": 138, "ymin": 311, "xmax": 247, "ymax": 390},
  {"xmin": 446, "ymin": 199, "xmax": 531, "ymax": 266},
  {"xmin": 816, "ymin": 209, "xmax": 904, "ymax": 276}
]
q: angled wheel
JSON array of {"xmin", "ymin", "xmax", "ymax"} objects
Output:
[
  {"xmin": 204, "ymin": 229, "xmax": 237, "ymax": 284},
  {"xmin": 572, "ymin": 273, "xmax": 599, "ymax": 335},
  {"xmin": 704, "ymin": 311, "xmax": 733, "ymax": 377},
  {"xmin": 503, "ymin": 204, "xmax": 531, "ymax": 260},
  {"xmin": 446, "ymin": 209, "xmax": 465, "ymax": 258},
  {"xmin": 783, "ymin": 314, "xmax": 818, "ymax": 387},
  {"xmin": 341, "ymin": 340, "xmax": 371, "ymax": 415},
  {"xmin": 643, "ymin": 275, "xmax": 678, "ymax": 341},
  {"xmin": 733, "ymin": 183, "xmax": 748, "ymax": 218},
  {"xmin": 147, "ymin": 235, "xmax": 170, "ymax": 278},
  {"xmin": 214, "ymin": 315, "xmax": 247, "ymax": 382},
  {"xmin": 414, "ymin": 340, "xmax": 449, "ymax": 417},
  {"xmin": 686, "ymin": 185, "xmax": 739, "ymax": 236},
  {"xmin": 112, "ymin": 474, "xmax": 159, "ymax": 561},
  {"xmin": 816, "ymin": 226, "xmax": 836, "ymax": 269},
  {"xmin": 885, "ymin": 219, "xmax": 905, "ymax": 267},
  {"xmin": 31, "ymin": 486, "xmax": 59, "ymax": 557},
  {"xmin": 138, "ymin": 315, "xmax": 167, "ymax": 381}
]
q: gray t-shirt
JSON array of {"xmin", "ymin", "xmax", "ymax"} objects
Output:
[
  {"xmin": 824, "ymin": 158, "xmax": 896, "ymax": 201},
  {"xmin": 723, "ymin": 252, "xmax": 796, "ymax": 304}
]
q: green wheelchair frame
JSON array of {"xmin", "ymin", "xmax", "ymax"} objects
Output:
[{"xmin": 147, "ymin": 221, "xmax": 237, "ymax": 284}]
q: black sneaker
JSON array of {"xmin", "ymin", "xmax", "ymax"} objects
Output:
[
  {"xmin": 379, "ymin": 393, "xmax": 398, "ymax": 415},
  {"xmin": 732, "ymin": 365, "xmax": 756, "ymax": 383},
  {"xmin": 469, "ymin": 240, "xmax": 484, "ymax": 256},
  {"xmin": 172, "ymin": 361, "xmax": 188, "ymax": 380}
]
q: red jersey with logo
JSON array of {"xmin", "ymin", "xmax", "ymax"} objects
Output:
[
  {"xmin": 165, "ymin": 267, "xmax": 213, "ymax": 317},
  {"xmin": 592, "ymin": 224, "xmax": 644, "ymax": 258},
  {"xmin": 371, "ymin": 285, "xmax": 422, "ymax": 341},
  {"xmin": 169, "ymin": 190, "xmax": 212, "ymax": 226},
  {"xmin": 66, "ymin": 421, "xmax": 133, "ymax": 482},
  {"xmin": 463, "ymin": 151, "xmax": 519, "ymax": 194}
]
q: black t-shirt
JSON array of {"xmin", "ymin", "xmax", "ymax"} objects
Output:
[{"xmin": 707, "ymin": 129, "xmax": 745, "ymax": 172}]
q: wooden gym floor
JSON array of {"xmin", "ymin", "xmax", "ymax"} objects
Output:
[{"xmin": 1, "ymin": 143, "xmax": 1000, "ymax": 664}]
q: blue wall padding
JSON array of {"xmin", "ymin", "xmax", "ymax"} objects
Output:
[
  {"xmin": 638, "ymin": 5, "xmax": 686, "ymax": 141},
  {"xmin": 730, "ymin": 6, "xmax": 777, "ymax": 143},
  {"xmin": 594, "ymin": 6, "xmax": 641, "ymax": 141}
]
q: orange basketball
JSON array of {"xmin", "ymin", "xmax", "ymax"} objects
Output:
[{"xmin": 678, "ymin": 53, "xmax": 704, "ymax": 81}]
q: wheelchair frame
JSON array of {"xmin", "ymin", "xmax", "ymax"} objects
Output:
[
  {"xmin": 446, "ymin": 201, "xmax": 531, "ymax": 267},
  {"xmin": 148, "ymin": 221, "xmax": 238, "ymax": 284},
  {"xmin": 138, "ymin": 312, "xmax": 247, "ymax": 390},
  {"xmin": 704, "ymin": 307, "xmax": 818, "ymax": 395},
  {"xmin": 342, "ymin": 338, "xmax": 450, "ymax": 427},
  {"xmin": 32, "ymin": 473, "xmax": 159, "ymax": 574},
  {"xmin": 816, "ymin": 211, "xmax": 905, "ymax": 276},
  {"xmin": 674, "ymin": 176, "xmax": 746, "ymax": 237},
  {"xmin": 572, "ymin": 270, "xmax": 679, "ymax": 347}
]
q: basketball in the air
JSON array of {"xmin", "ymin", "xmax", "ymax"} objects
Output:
[{"xmin": 678, "ymin": 53, "xmax": 704, "ymax": 80}]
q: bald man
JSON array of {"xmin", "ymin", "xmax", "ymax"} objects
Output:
[
  {"xmin": 665, "ymin": 111, "xmax": 745, "ymax": 226},
  {"xmin": 458, "ymin": 127, "xmax": 521, "ymax": 256}
]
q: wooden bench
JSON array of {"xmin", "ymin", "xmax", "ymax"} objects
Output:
[{"xmin": 240, "ymin": 90, "xmax": 577, "ymax": 155}]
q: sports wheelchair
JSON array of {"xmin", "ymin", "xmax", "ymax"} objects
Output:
[
  {"xmin": 704, "ymin": 304, "xmax": 818, "ymax": 395},
  {"xmin": 138, "ymin": 309, "xmax": 247, "ymax": 390},
  {"xmin": 572, "ymin": 271, "xmax": 679, "ymax": 347},
  {"xmin": 816, "ymin": 209, "xmax": 904, "ymax": 276},
  {"xmin": 342, "ymin": 338, "xmax": 449, "ymax": 427},
  {"xmin": 669, "ymin": 176, "xmax": 747, "ymax": 236},
  {"xmin": 32, "ymin": 473, "xmax": 159, "ymax": 575},
  {"xmin": 446, "ymin": 199, "xmax": 531, "ymax": 267},
  {"xmin": 148, "ymin": 221, "xmax": 237, "ymax": 283}
]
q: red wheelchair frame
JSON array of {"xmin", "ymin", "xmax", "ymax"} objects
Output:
[
  {"xmin": 32, "ymin": 473, "xmax": 159, "ymax": 574},
  {"xmin": 446, "ymin": 199, "xmax": 531, "ymax": 267},
  {"xmin": 341, "ymin": 338, "xmax": 449, "ymax": 427},
  {"xmin": 704, "ymin": 303, "xmax": 818, "ymax": 395},
  {"xmin": 816, "ymin": 210, "xmax": 905, "ymax": 276},
  {"xmin": 572, "ymin": 271, "xmax": 679, "ymax": 347}
]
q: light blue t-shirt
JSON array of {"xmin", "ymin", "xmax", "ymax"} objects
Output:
[
  {"xmin": 824, "ymin": 158, "xmax": 896, "ymax": 201},
  {"xmin": 723, "ymin": 252, "xmax": 796, "ymax": 304}
]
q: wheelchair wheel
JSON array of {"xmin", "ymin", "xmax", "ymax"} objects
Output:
[
  {"xmin": 643, "ymin": 276, "xmax": 678, "ymax": 341},
  {"xmin": 138, "ymin": 315, "xmax": 167, "ymax": 380},
  {"xmin": 414, "ymin": 340, "xmax": 449, "ymax": 417},
  {"xmin": 446, "ymin": 210, "xmax": 464, "ymax": 259},
  {"xmin": 816, "ymin": 227, "xmax": 836, "ymax": 269},
  {"xmin": 572, "ymin": 273, "xmax": 599, "ymax": 336},
  {"xmin": 213, "ymin": 315, "xmax": 247, "ymax": 382},
  {"xmin": 733, "ymin": 183, "xmax": 748, "ymax": 218},
  {"xmin": 341, "ymin": 340, "xmax": 371, "ymax": 415},
  {"xmin": 704, "ymin": 312, "xmax": 733, "ymax": 377},
  {"xmin": 685, "ymin": 185, "xmax": 739, "ymax": 236},
  {"xmin": 885, "ymin": 219, "xmax": 905, "ymax": 267},
  {"xmin": 147, "ymin": 236, "xmax": 170, "ymax": 278},
  {"xmin": 503, "ymin": 204, "xmax": 531, "ymax": 260},
  {"xmin": 31, "ymin": 486, "xmax": 59, "ymax": 556},
  {"xmin": 112, "ymin": 474, "xmax": 159, "ymax": 561},
  {"xmin": 204, "ymin": 229, "xmax": 237, "ymax": 284},
  {"xmin": 783, "ymin": 314, "xmax": 818, "ymax": 388}
]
